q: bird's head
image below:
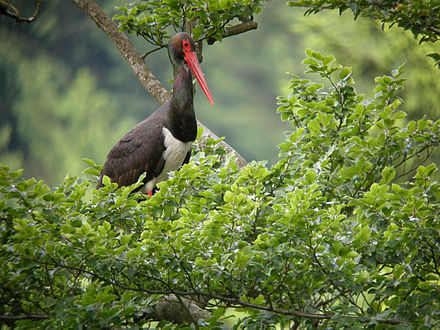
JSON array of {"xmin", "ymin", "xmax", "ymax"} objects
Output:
[{"xmin": 168, "ymin": 32, "xmax": 214, "ymax": 105}]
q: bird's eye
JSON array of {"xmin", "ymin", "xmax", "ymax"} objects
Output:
[{"xmin": 182, "ymin": 40, "xmax": 191, "ymax": 52}]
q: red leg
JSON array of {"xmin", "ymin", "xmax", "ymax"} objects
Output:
[{"xmin": 147, "ymin": 190, "xmax": 153, "ymax": 196}]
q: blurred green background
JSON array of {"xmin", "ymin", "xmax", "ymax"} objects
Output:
[{"xmin": 1, "ymin": 0, "xmax": 439, "ymax": 185}]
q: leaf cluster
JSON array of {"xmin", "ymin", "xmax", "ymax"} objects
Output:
[
  {"xmin": 1, "ymin": 52, "xmax": 440, "ymax": 328},
  {"xmin": 114, "ymin": 0, "xmax": 264, "ymax": 48},
  {"xmin": 288, "ymin": 0, "xmax": 440, "ymax": 68}
]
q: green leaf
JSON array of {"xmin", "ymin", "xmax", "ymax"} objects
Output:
[
  {"xmin": 380, "ymin": 167, "xmax": 395, "ymax": 184},
  {"xmin": 102, "ymin": 175, "xmax": 111, "ymax": 187},
  {"xmin": 356, "ymin": 226, "xmax": 371, "ymax": 242},
  {"xmin": 96, "ymin": 293, "xmax": 118, "ymax": 304},
  {"xmin": 83, "ymin": 167, "xmax": 101, "ymax": 176},
  {"xmin": 322, "ymin": 55, "xmax": 335, "ymax": 65},
  {"xmin": 305, "ymin": 48, "xmax": 314, "ymax": 57},
  {"xmin": 331, "ymin": 242, "xmax": 343, "ymax": 255},
  {"xmin": 356, "ymin": 269, "xmax": 369, "ymax": 283},
  {"xmin": 224, "ymin": 191, "xmax": 234, "ymax": 203},
  {"xmin": 302, "ymin": 58, "xmax": 319, "ymax": 67},
  {"xmin": 339, "ymin": 66, "xmax": 351, "ymax": 79},
  {"xmin": 80, "ymin": 222, "xmax": 92, "ymax": 235},
  {"xmin": 82, "ymin": 158, "xmax": 97, "ymax": 167},
  {"xmin": 197, "ymin": 125, "xmax": 204, "ymax": 139},
  {"xmin": 393, "ymin": 265, "xmax": 405, "ymax": 280},
  {"xmin": 339, "ymin": 245, "xmax": 351, "ymax": 257},
  {"xmin": 304, "ymin": 169, "xmax": 317, "ymax": 183},
  {"xmin": 307, "ymin": 119, "xmax": 321, "ymax": 132}
]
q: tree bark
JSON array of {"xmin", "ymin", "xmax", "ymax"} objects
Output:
[
  {"xmin": 153, "ymin": 295, "xmax": 212, "ymax": 325},
  {"xmin": 71, "ymin": 0, "xmax": 247, "ymax": 168}
]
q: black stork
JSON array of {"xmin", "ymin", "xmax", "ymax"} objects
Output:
[{"xmin": 97, "ymin": 32, "xmax": 214, "ymax": 195}]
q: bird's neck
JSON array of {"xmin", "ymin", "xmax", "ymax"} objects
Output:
[
  {"xmin": 168, "ymin": 64, "xmax": 197, "ymax": 142},
  {"xmin": 172, "ymin": 65, "xmax": 194, "ymax": 108}
]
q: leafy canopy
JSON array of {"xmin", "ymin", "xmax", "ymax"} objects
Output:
[
  {"xmin": 115, "ymin": 0, "xmax": 264, "ymax": 46},
  {"xmin": 1, "ymin": 50, "xmax": 440, "ymax": 328},
  {"xmin": 288, "ymin": 0, "xmax": 440, "ymax": 68}
]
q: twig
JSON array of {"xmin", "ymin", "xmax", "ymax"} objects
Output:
[
  {"xmin": 0, "ymin": 313, "xmax": 49, "ymax": 320},
  {"xmin": 70, "ymin": 0, "xmax": 170, "ymax": 105},
  {"xmin": 428, "ymin": 26, "xmax": 440, "ymax": 36},
  {"xmin": 207, "ymin": 20, "xmax": 258, "ymax": 45},
  {"xmin": 141, "ymin": 45, "xmax": 164, "ymax": 59},
  {"xmin": 0, "ymin": 0, "xmax": 42, "ymax": 23},
  {"xmin": 30, "ymin": 258, "xmax": 409, "ymax": 326}
]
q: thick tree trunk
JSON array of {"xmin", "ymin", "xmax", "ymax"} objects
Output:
[{"xmin": 153, "ymin": 295, "xmax": 212, "ymax": 325}]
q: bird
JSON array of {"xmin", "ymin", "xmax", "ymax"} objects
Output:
[{"xmin": 97, "ymin": 32, "xmax": 214, "ymax": 195}]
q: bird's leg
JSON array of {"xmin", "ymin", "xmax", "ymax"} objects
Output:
[{"xmin": 147, "ymin": 190, "xmax": 153, "ymax": 197}]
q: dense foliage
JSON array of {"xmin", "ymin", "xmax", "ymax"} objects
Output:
[
  {"xmin": 1, "ymin": 52, "xmax": 439, "ymax": 328},
  {"xmin": 2, "ymin": 1, "xmax": 440, "ymax": 183},
  {"xmin": 288, "ymin": 0, "xmax": 440, "ymax": 68},
  {"xmin": 115, "ymin": 0, "xmax": 264, "ymax": 46}
]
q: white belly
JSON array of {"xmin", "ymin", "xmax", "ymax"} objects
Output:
[{"xmin": 144, "ymin": 127, "xmax": 192, "ymax": 192}]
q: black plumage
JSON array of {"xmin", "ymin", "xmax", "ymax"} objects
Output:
[{"xmin": 97, "ymin": 32, "xmax": 213, "ymax": 194}]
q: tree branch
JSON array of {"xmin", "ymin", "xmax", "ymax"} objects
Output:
[
  {"xmin": 141, "ymin": 45, "xmax": 165, "ymax": 59},
  {"xmin": 428, "ymin": 26, "xmax": 440, "ymax": 35},
  {"xmin": 0, "ymin": 0, "xmax": 42, "ymax": 23},
  {"xmin": 30, "ymin": 258, "xmax": 409, "ymax": 326},
  {"xmin": 70, "ymin": 0, "xmax": 170, "ymax": 105},
  {"xmin": 207, "ymin": 19, "xmax": 259, "ymax": 45},
  {"xmin": 0, "ymin": 314, "xmax": 49, "ymax": 321},
  {"xmin": 153, "ymin": 294, "xmax": 211, "ymax": 326},
  {"xmin": 70, "ymin": 0, "xmax": 247, "ymax": 168}
]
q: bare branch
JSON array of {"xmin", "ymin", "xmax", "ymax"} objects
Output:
[
  {"xmin": 429, "ymin": 26, "xmax": 440, "ymax": 35},
  {"xmin": 0, "ymin": 314, "xmax": 49, "ymax": 320},
  {"xmin": 224, "ymin": 20, "xmax": 258, "ymax": 38},
  {"xmin": 141, "ymin": 45, "xmax": 165, "ymax": 59},
  {"xmin": 70, "ymin": 0, "xmax": 170, "ymax": 105},
  {"xmin": 0, "ymin": 0, "xmax": 42, "ymax": 23},
  {"xmin": 208, "ymin": 20, "xmax": 258, "ymax": 45}
]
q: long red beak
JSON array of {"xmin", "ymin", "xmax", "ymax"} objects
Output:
[{"xmin": 184, "ymin": 51, "xmax": 214, "ymax": 105}]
